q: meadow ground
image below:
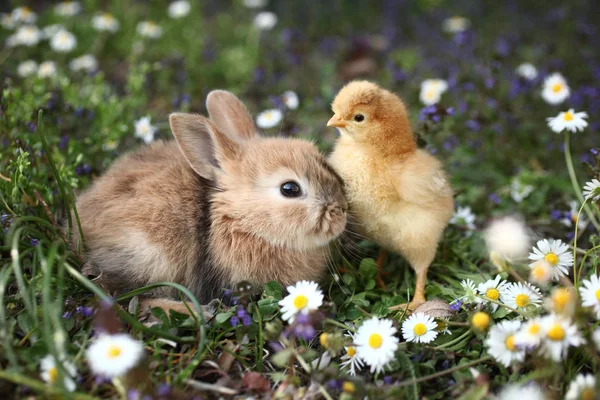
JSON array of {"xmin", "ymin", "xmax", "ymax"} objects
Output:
[{"xmin": 1, "ymin": 1, "xmax": 600, "ymax": 399}]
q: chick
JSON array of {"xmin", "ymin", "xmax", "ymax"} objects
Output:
[{"xmin": 327, "ymin": 81, "xmax": 454, "ymax": 309}]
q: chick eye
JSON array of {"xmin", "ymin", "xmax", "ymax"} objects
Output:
[
  {"xmin": 280, "ymin": 181, "xmax": 302, "ymax": 198},
  {"xmin": 354, "ymin": 114, "xmax": 365, "ymax": 122}
]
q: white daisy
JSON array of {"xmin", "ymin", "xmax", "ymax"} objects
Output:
[
  {"xmin": 419, "ymin": 79, "xmax": 448, "ymax": 106},
  {"xmin": 134, "ymin": 116, "xmax": 158, "ymax": 144},
  {"xmin": 11, "ymin": 25, "xmax": 41, "ymax": 47},
  {"xmin": 498, "ymin": 383, "xmax": 546, "ymax": 400},
  {"xmin": 40, "ymin": 355, "xmax": 77, "ymax": 392},
  {"xmin": 485, "ymin": 320, "xmax": 525, "ymax": 367},
  {"xmin": 38, "ymin": 61, "xmax": 57, "ymax": 78},
  {"xmin": 54, "ymin": 2, "xmax": 82, "ymax": 17},
  {"xmin": 1, "ymin": 13, "xmax": 16, "ymax": 29},
  {"xmin": 69, "ymin": 54, "xmax": 98, "ymax": 72},
  {"xmin": 17, "ymin": 60, "xmax": 38, "ymax": 77},
  {"xmin": 256, "ymin": 109, "xmax": 283, "ymax": 129},
  {"xmin": 137, "ymin": 21, "xmax": 163, "ymax": 39},
  {"xmin": 514, "ymin": 317, "xmax": 544, "ymax": 349},
  {"xmin": 542, "ymin": 72, "xmax": 570, "ymax": 105},
  {"xmin": 477, "ymin": 275, "xmax": 508, "ymax": 312},
  {"xmin": 528, "ymin": 239, "xmax": 573, "ymax": 280},
  {"xmin": 282, "ymin": 91, "xmax": 299, "ymax": 110},
  {"xmin": 340, "ymin": 333, "xmax": 363, "ymax": 376},
  {"xmin": 560, "ymin": 200, "xmax": 587, "ymax": 229},
  {"xmin": 579, "ymin": 275, "xmax": 600, "ymax": 318},
  {"xmin": 566, "ymin": 374, "xmax": 596, "ymax": 400},
  {"xmin": 355, "ymin": 317, "xmax": 399, "ymax": 373},
  {"xmin": 11, "ymin": 7, "xmax": 37, "ymax": 24},
  {"xmin": 515, "ymin": 63, "xmax": 538, "ymax": 80},
  {"xmin": 50, "ymin": 29, "xmax": 76, "ymax": 53},
  {"xmin": 86, "ymin": 333, "xmax": 145, "ymax": 377},
  {"xmin": 168, "ymin": 1, "xmax": 191, "ymax": 18},
  {"xmin": 528, "ymin": 260, "xmax": 553, "ymax": 286},
  {"xmin": 459, "ymin": 278, "xmax": 478, "ymax": 303},
  {"xmin": 92, "ymin": 13, "xmax": 120, "ymax": 33},
  {"xmin": 547, "ymin": 109, "xmax": 588, "ymax": 134},
  {"xmin": 442, "ymin": 16, "xmax": 470, "ymax": 33},
  {"xmin": 484, "ymin": 216, "xmax": 530, "ymax": 262},
  {"xmin": 401, "ymin": 312, "xmax": 438, "ymax": 344},
  {"xmin": 449, "ymin": 206, "xmax": 476, "ymax": 230},
  {"xmin": 501, "ymin": 282, "xmax": 542, "ymax": 311},
  {"xmin": 278, "ymin": 280, "xmax": 323, "ymax": 322},
  {"xmin": 539, "ymin": 314, "xmax": 585, "ymax": 361},
  {"xmin": 583, "ymin": 179, "xmax": 600, "ymax": 202},
  {"xmin": 42, "ymin": 24, "xmax": 64, "ymax": 39},
  {"xmin": 254, "ymin": 11, "xmax": 277, "ymax": 30},
  {"xmin": 593, "ymin": 328, "xmax": 600, "ymax": 351},
  {"xmin": 510, "ymin": 178, "xmax": 534, "ymax": 203},
  {"xmin": 243, "ymin": 0, "xmax": 268, "ymax": 8}
]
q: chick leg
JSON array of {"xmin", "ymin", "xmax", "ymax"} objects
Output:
[{"xmin": 376, "ymin": 250, "xmax": 389, "ymax": 289}]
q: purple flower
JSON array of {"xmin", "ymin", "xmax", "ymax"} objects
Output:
[
  {"xmin": 30, "ymin": 238, "xmax": 39, "ymax": 247},
  {"xmin": 551, "ymin": 210, "xmax": 563, "ymax": 220},
  {"xmin": 488, "ymin": 193, "xmax": 501, "ymax": 205},
  {"xmin": 327, "ymin": 379, "xmax": 342, "ymax": 390},
  {"xmin": 236, "ymin": 307, "xmax": 247, "ymax": 318},
  {"xmin": 157, "ymin": 383, "xmax": 171, "ymax": 396},
  {"xmin": 242, "ymin": 315, "xmax": 252, "ymax": 326},
  {"xmin": 26, "ymin": 122, "xmax": 36, "ymax": 132},
  {"xmin": 127, "ymin": 389, "xmax": 140, "ymax": 400},
  {"xmin": 59, "ymin": 135, "xmax": 69, "ymax": 150},
  {"xmin": 466, "ymin": 119, "xmax": 481, "ymax": 132},
  {"xmin": 269, "ymin": 341, "xmax": 284, "ymax": 352},
  {"xmin": 1, "ymin": 214, "xmax": 7, "ymax": 224},
  {"xmin": 230, "ymin": 316, "xmax": 239, "ymax": 327},
  {"xmin": 292, "ymin": 323, "xmax": 316, "ymax": 341},
  {"xmin": 62, "ymin": 311, "xmax": 73, "ymax": 319},
  {"xmin": 76, "ymin": 306, "xmax": 95, "ymax": 317},
  {"xmin": 449, "ymin": 300, "xmax": 462, "ymax": 311}
]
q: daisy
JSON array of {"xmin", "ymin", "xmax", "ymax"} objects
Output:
[
  {"xmin": 566, "ymin": 374, "xmax": 596, "ymax": 400},
  {"xmin": 254, "ymin": 11, "xmax": 278, "ymax": 30},
  {"xmin": 542, "ymin": 72, "xmax": 570, "ymax": 104},
  {"xmin": 579, "ymin": 275, "xmax": 600, "ymax": 318},
  {"xmin": 484, "ymin": 216, "xmax": 530, "ymax": 262},
  {"xmin": 54, "ymin": 2, "xmax": 82, "ymax": 17},
  {"xmin": 514, "ymin": 317, "xmax": 544, "ymax": 349},
  {"xmin": 137, "ymin": 21, "xmax": 163, "ymax": 39},
  {"xmin": 547, "ymin": 109, "xmax": 588, "ymax": 133},
  {"xmin": 548, "ymin": 287, "xmax": 576, "ymax": 317},
  {"xmin": 282, "ymin": 91, "xmax": 299, "ymax": 110},
  {"xmin": 12, "ymin": 25, "xmax": 41, "ymax": 47},
  {"xmin": 485, "ymin": 320, "xmax": 525, "ymax": 367},
  {"xmin": 134, "ymin": 116, "xmax": 158, "ymax": 144},
  {"xmin": 256, "ymin": 109, "xmax": 283, "ymax": 129},
  {"xmin": 515, "ymin": 63, "xmax": 538, "ymax": 80},
  {"xmin": 449, "ymin": 206, "xmax": 476, "ymax": 230},
  {"xmin": 86, "ymin": 333, "xmax": 145, "ymax": 377},
  {"xmin": 50, "ymin": 29, "xmax": 76, "ymax": 53},
  {"xmin": 244, "ymin": 0, "xmax": 268, "ymax": 8},
  {"xmin": 340, "ymin": 334, "xmax": 363, "ymax": 376},
  {"xmin": 539, "ymin": 314, "xmax": 585, "ymax": 361},
  {"xmin": 528, "ymin": 239, "xmax": 573, "ymax": 280},
  {"xmin": 70, "ymin": 54, "xmax": 98, "ymax": 72},
  {"xmin": 355, "ymin": 317, "xmax": 399, "ymax": 373},
  {"xmin": 92, "ymin": 13, "xmax": 120, "ymax": 33},
  {"xmin": 168, "ymin": 1, "xmax": 191, "ymax": 19},
  {"xmin": 477, "ymin": 275, "xmax": 508, "ymax": 312},
  {"xmin": 471, "ymin": 311, "xmax": 490, "ymax": 331},
  {"xmin": 40, "ymin": 355, "xmax": 77, "ymax": 392},
  {"xmin": 11, "ymin": 7, "xmax": 37, "ymax": 24},
  {"xmin": 498, "ymin": 383, "xmax": 546, "ymax": 400},
  {"xmin": 1, "ymin": 13, "xmax": 15, "ymax": 30},
  {"xmin": 528, "ymin": 260, "xmax": 553, "ymax": 285},
  {"xmin": 442, "ymin": 16, "xmax": 470, "ymax": 33},
  {"xmin": 401, "ymin": 312, "xmax": 438, "ymax": 344},
  {"xmin": 278, "ymin": 280, "xmax": 323, "ymax": 323},
  {"xmin": 501, "ymin": 282, "xmax": 542, "ymax": 311},
  {"xmin": 560, "ymin": 200, "xmax": 587, "ymax": 229},
  {"xmin": 419, "ymin": 79, "xmax": 448, "ymax": 106},
  {"xmin": 459, "ymin": 278, "xmax": 478, "ymax": 303},
  {"xmin": 38, "ymin": 61, "xmax": 57, "ymax": 78},
  {"xmin": 42, "ymin": 24, "xmax": 64, "ymax": 39},
  {"xmin": 17, "ymin": 60, "xmax": 38, "ymax": 77},
  {"xmin": 583, "ymin": 179, "xmax": 600, "ymax": 202},
  {"xmin": 510, "ymin": 178, "xmax": 533, "ymax": 203}
]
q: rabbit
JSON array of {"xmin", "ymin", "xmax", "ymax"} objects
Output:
[{"xmin": 72, "ymin": 90, "xmax": 348, "ymax": 306}]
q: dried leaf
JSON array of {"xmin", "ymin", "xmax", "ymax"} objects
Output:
[
  {"xmin": 412, "ymin": 299, "xmax": 454, "ymax": 318},
  {"xmin": 242, "ymin": 371, "xmax": 270, "ymax": 393}
]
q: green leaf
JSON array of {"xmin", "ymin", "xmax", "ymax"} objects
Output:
[
  {"xmin": 359, "ymin": 258, "xmax": 378, "ymax": 280},
  {"xmin": 271, "ymin": 349, "xmax": 293, "ymax": 368},
  {"xmin": 263, "ymin": 281, "xmax": 283, "ymax": 300},
  {"xmin": 456, "ymin": 384, "xmax": 489, "ymax": 400},
  {"xmin": 215, "ymin": 312, "xmax": 233, "ymax": 325}
]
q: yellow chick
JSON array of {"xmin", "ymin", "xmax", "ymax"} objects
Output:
[{"xmin": 328, "ymin": 81, "xmax": 454, "ymax": 309}]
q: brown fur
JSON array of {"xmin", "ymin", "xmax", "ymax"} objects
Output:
[
  {"xmin": 328, "ymin": 80, "xmax": 454, "ymax": 306},
  {"xmin": 73, "ymin": 91, "xmax": 347, "ymax": 304}
]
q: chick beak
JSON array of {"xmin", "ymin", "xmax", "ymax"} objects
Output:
[{"xmin": 327, "ymin": 115, "xmax": 347, "ymax": 128}]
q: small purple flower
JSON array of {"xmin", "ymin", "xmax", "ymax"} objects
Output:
[
  {"xmin": 292, "ymin": 323, "xmax": 316, "ymax": 341},
  {"xmin": 157, "ymin": 383, "xmax": 171, "ymax": 396},
  {"xmin": 127, "ymin": 389, "xmax": 140, "ymax": 400},
  {"xmin": 236, "ymin": 307, "xmax": 247, "ymax": 318},
  {"xmin": 441, "ymin": 359, "xmax": 450, "ymax": 369},
  {"xmin": 74, "ymin": 107, "xmax": 84, "ymax": 117},
  {"xmin": 327, "ymin": 379, "xmax": 342, "ymax": 390},
  {"xmin": 269, "ymin": 341, "xmax": 284, "ymax": 352},
  {"xmin": 465, "ymin": 119, "xmax": 481, "ymax": 132},
  {"xmin": 230, "ymin": 316, "xmax": 239, "ymax": 327},
  {"xmin": 295, "ymin": 313, "xmax": 311, "ymax": 325},
  {"xmin": 242, "ymin": 315, "xmax": 252, "ymax": 326},
  {"xmin": 591, "ymin": 148, "xmax": 598, "ymax": 155},
  {"xmin": 551, "ymin": 210, "xmax": 563, "ymax": 220},
  {"xmin": 383, "ymin": 376, "xmax": 393, "ymax": 385},
  {"xmin": 449, "ymin": 300, "xmax": 462, "ymax": 311},
  {"xmin": 59, "ymin": 135, "xmax": 69, "ymax": 150},
  {"xmin": 76, "ymin": 306, "xmax": 95, "ymax": 317},
  {"xmin": 1, "ymin": 214, "xmax": 7, "ymax": 224},
  {"xmin": 62, "ymin": 311, "xmax": 73, "ymax": 319},
  {"xmin": 30, "ymin": 238, "xmax": 39, "ymax": 247},
  {"xmin": 488, "ymin": 193, "xmax": 501, "ymax": 205},
  {"xmin": 26, "ymin": 122, "xmax": 36, "ymax": 132}
]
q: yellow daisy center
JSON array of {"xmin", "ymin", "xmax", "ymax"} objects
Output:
[
  {"xmin": 595, "ymin": 289, "xmax": 600, "ymax": 302},
  {"xmin": 515, "ymin": 293, "xmax": 530, "ymax": 308},
  {"xmin": 471, "ymin": 312, "xmax": 490, "ymax": 330},
  {"xmin": 582, "ymin": 388, "xmax": 596, "ymax": 400},
  {"xmin": 505, "ymin": 335, "xmax": 516, "ymax": 351},
  {"xmin": 528, "ymin": 323, "xmax": 540, "ymax": 335},
  {"xmin": 293, "ymin": 295, "xmax": 308, "ymax": 310},
  {"xmin": 368, "ymin": 333, "xmax": 383, "ymax": 348},
  {"xmin": 486, "ymin": 288, "xmax": 500, "ymax": 300},
  {"xmin": 347, "ymin": 346, "xmax": 356, "ymax": 357},
  {"xmin": 319, "ymin": 333, "xmax": 328, "ymax": 348},
  {"xmin": 343, "ymin": 381, "xmax": 356, "ymax": 393},
  {"xmin": 563, "ymin": 111, "xmax": 573, "ymax": 121},
  {"xmin": 413, "ymin": 323, "xmax": 427, "ymax": 336},
  {"xmin": 544, "ymin": 253, "xmax": 559, "ymax": 266},
  {"xmin": 546, "ymin": 323, "xmax": 565, "ymax": 341},
  {"xmin": 107, "ymin": 345, "xmax": 122, "ymax": 358},
  {"xmin": 425, "ymin": 89, "xmax": 435, "ymax": 99},
  {"xmin": 553, "ymin": 288, "xmax": 570, "ymax": 312},
  {"xmin": 103, "ymin": 13, "xmax": 113, "ymax": 19},
  {"xmin": 48, "ymin": 367, "xmax": 58, "ymax": 383},
  {"xmin": 552, "ymin": 83, "xmax": 562, "ymax": 93},
  {"xmin": 532, "ymin": 264, "xmax": 547, "ymax": 280}
]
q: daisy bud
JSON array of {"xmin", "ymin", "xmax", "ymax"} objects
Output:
[
  {"xmin": 490, "ymin": 251, "xmax": 508, "ymax": 272},
  {"xmin": 320, "ymin": 333, "xmax": 329, "ymax": 349},
  {"xmin": 528, "ymin": 260, "xmax": 553, "ymax": 285},
  {"xmin": 547, "ymin": 287, "xmax": 576, "ymax": 317},
  {"xmin": 342, "ymin": 381, "xmax": 356, "ymax": 393},
  {"xmin": 471, "ymin": 312, "xmax": 491, "ymax": 332}
]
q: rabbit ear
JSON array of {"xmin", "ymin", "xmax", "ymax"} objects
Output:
[
  {"xmin": 206, "ymin": 90, "xmax": 257, "ymax": 140},
  {"xmin": 169, "ymin": 113, "xmax": 241, "ymax": 180}
]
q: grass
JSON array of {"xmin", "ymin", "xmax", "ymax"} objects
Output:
[{"xmin": 1, "ymin": 0, "xmax": 600, "ymax": 399}]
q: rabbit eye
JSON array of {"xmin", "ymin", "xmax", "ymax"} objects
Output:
[
  {"xmin": 354, "ymin": 114, "xmax": 365, "ymax": 122},
  {"xmin": 280, "ymin": 181, "xmax": 302, "ymax": 198}
]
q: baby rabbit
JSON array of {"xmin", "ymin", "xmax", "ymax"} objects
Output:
[{"xmin": 73, "ymin": 90, "xmax": 347, "ymax": 304}]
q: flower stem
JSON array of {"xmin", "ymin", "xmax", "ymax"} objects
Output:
[
  {"xmin": 475, "ymin": 295, "xmax": 527, "ymax": 316},
  {"xmin": 390, "ymin": 356, "xmax": 493, "ymax": 387}
]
